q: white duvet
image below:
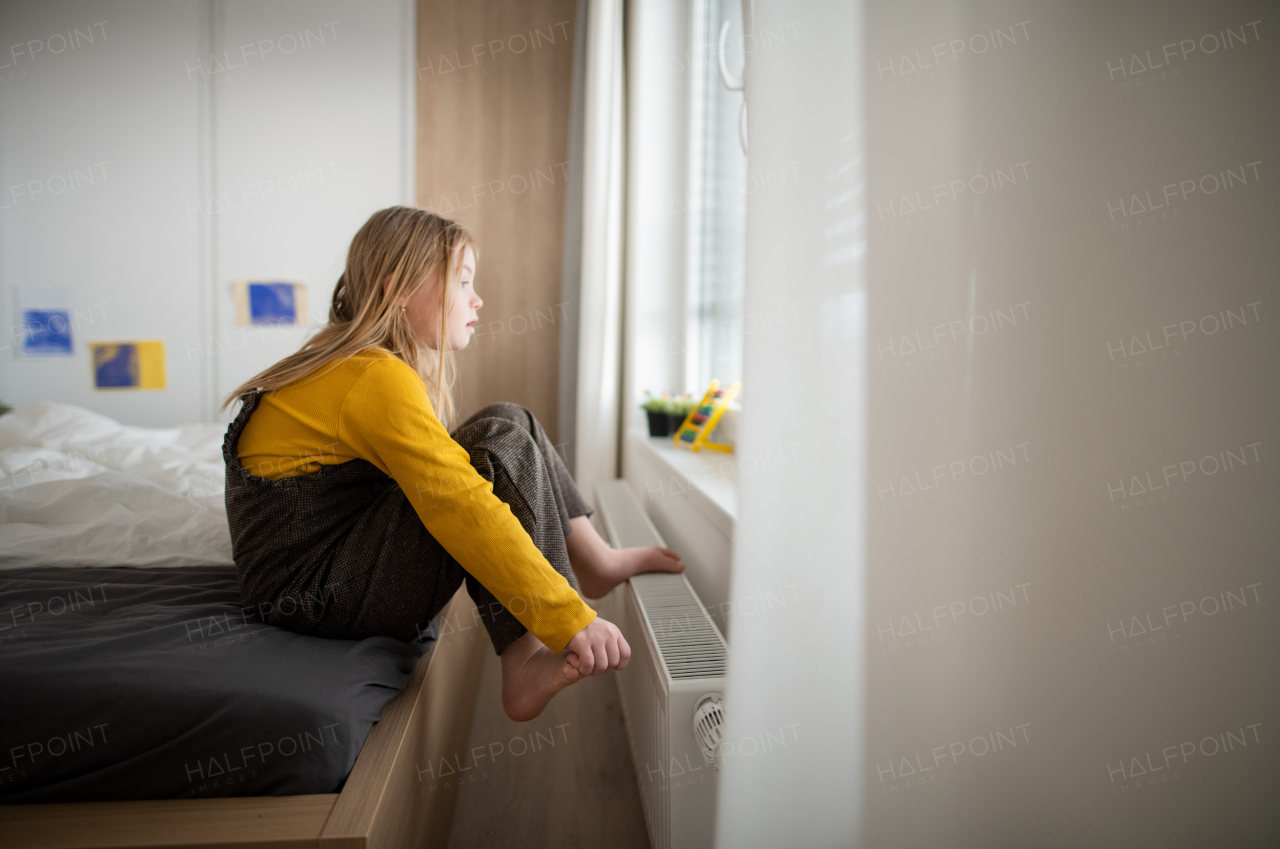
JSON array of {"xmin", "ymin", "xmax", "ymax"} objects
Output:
[{"xmin": 0, "ymin": 401, "xmax": 234, "ymax": 569}]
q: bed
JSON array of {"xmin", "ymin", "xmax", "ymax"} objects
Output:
[{"xmin": 0, "ymin": 402, "xmax": 486, "ymax": 848}]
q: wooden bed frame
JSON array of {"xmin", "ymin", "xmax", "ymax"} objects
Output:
[{"xmin": 0, "ymin": 588, "xmax": 486, "ymax": 849}]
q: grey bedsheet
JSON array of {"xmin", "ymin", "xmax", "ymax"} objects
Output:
[{"xmin": 0, "ymin": 565, "xmax": 430, "ymax": 802}]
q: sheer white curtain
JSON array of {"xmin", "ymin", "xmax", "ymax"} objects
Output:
[
  {"xmin": 571, "ymin": 0, "xmax": 626, "ymax": 509},
  {"xmin": 714, "ymin": 1, "xmax": 866, "ymax": 846}
]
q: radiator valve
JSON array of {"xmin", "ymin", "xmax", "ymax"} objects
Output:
[{"xmin": 693, "ymin": 694, "xmax": 725, "ymax": 768}]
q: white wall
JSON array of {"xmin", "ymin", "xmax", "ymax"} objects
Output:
[
  {"xmin": 864, "ymin": 1, "xmax": 1277, "ymax": 847},
  {"xmin": 0, "ymin": 1, "xmax": 208, "ymax": 426},
  {"xmin": 0, "ymin": 0, "xmax": 413, "ymax": 426},
  {"xmin": 702, "ymin": 0, "xmax": 1277, "ymax": 846}
]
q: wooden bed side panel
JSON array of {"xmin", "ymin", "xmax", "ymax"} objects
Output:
[
  {"xmin": 319, "ymin": 588, "xmax": 485, "ymax": 849},
  {"xmin": 0, "ymin": 795, "xmax": 337, "ymax": 849}
]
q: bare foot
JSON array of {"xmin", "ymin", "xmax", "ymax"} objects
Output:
[
  {"xmin": 577, "ymin": 545, "xmax": 686, "ymax": 600},
  {"xmin": 566, "ymin": 515, "xmax": 687, "ymax": 599},
  {"xmin": 500, "ymin": 631, "xmax": 584, "ymax": 722}
]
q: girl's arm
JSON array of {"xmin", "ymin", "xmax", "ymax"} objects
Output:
[{"xmin": 339, "ymin": 356, "xmax": 595, "ymax": 652}]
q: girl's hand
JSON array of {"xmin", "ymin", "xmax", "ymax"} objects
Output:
[{"xmin": 565, "ymin": 617, "xmax": 631, "ymax": 676}]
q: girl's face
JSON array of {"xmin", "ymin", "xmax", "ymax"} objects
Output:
[{"xmin": 404, "ymin": 245, "xmax": 481, "ymax": 351}]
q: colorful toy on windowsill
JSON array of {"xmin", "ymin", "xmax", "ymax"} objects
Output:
[
  {"xmin": 641, "ymin": 391, "xmax": 697, "ymax": 437},
  {"xmin": 672, "ymin": 379, "xmax": 741, "ymax": 453}
]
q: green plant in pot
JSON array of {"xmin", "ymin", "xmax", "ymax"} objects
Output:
[
  {"xmin": 641, "ymin": 391, "xmax": 677, "ymax": 437},
  {"xmin": 642, "ymin": 391, "xmax": 698, "ymax": 437}
]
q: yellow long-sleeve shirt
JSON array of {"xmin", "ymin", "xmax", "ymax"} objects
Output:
[{"xmin": 236, "ymin": 346, "xmax": 595, "ymax": 652}]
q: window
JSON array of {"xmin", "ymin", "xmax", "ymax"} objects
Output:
[{"xmin": 685, "ymin": 0, "xmax": 748, "ymax": 395}]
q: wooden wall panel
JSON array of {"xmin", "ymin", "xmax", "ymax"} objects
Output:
[{"xmin": 416, "ymin": 0, "xmax": 577, "ymax": 443}]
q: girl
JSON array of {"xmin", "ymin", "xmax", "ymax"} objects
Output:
[{"xmin": 220, "ymin": 206, "xmax": 684, "ymax": 722}]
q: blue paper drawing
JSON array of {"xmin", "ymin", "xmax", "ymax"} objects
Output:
[
  {"xmin": 22, "ymin": 310, "xmax": 73, "ymax": 356},
  {"xmin": 94, "ymin": 344, "xmax": 139, "ymax": 388},
  {"xmin": 248, "ymin": 283, "xmax": 297, "ymax": 324}
]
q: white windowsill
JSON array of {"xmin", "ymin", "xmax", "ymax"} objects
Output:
[{"xmin": 628, "ymin": 427, "xmax": 737, "ymax": 540}]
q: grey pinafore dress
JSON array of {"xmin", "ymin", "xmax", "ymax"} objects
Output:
[{"xmin": 222, "ymin": 393, "xmax": 592, "ymax": 655}]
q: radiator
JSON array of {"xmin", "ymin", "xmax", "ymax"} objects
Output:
[{"xmin": 595, "ymin": 480, "xmax": 729, "ymax": 849}]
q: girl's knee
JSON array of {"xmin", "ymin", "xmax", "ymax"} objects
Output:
[
  {"xmin": 454, "ymin": 414, "xmax": 539, "ymax": 457},
  {"xmin": 473, "ymin": 401, "xmax": 529, "ymax": 426}
]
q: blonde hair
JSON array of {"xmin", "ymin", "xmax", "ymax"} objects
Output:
[{"xmin": 220, "ymin": 206, "xmax": 475, "ymax": 429}]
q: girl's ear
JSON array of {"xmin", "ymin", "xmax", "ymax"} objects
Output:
[{"xmin": 382, "ymin": 274, "xmax": 406, "ymax": 310}]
